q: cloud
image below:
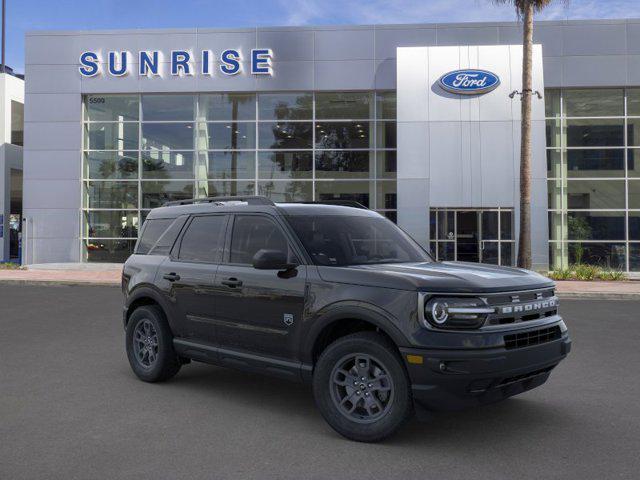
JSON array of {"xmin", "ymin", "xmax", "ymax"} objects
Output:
[{"xmin": 278, "ymin": 0, "xmax": 640, "ymax": 26}]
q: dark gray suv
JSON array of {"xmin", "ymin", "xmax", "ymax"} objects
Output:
[{"xmin": 122, "ymin": 196, "xmax": 571, "ymax": 442}]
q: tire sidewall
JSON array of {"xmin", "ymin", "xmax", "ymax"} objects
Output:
[{"xmin": 313, "ymin": 333, "xmax": 413, "ymax": 442}]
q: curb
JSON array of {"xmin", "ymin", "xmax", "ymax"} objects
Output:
[
  {"xmin": 557, "ymin": 292, "xmax": 640, "ymax": 301},
  {"xmin": 0, "ymin": 280, "xmax": 120, "ymax": 287}
]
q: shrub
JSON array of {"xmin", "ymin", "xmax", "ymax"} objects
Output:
[
  {"xmin": 597, "ymin": 270, "xmax": 626, "ymax": 281},
  {"xmin": 573, "ymin": 264, "xmax": 601, "ymax": 281},
  {"xmin": 548, "ymin": 268, "xmax": 572, "ymax": 280},
  {"xmin": 0, "ymin": 262, "xmax": 22, "ymax": 270}
]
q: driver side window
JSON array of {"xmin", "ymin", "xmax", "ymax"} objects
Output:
[{"xmin": 229, "ymin": 216, "xmax": 293, "ymax": 265}]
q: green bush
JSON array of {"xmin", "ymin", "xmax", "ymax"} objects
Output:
[
  {"xmin": 548, "ymin": 268, "xmax": 572, "ymax": 280},
  {"xmin": 0, "ymin": 262, "xmax": 21, "ymax": 270},
  {"xmin": 597, "ymin": 270, "xmax": 626, "ymax": 281},
  {"xmin": 573, "ymin": 264, "xmax": 601, "ymax": 281}
]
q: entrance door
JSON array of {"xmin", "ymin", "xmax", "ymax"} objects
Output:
[{"xmin": 456, "ymin": 211, "xmax": 479, "ymax": 263}]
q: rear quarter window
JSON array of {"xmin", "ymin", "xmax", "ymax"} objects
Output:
[{"xmin": 135, "ymin": 217, "xmax": 177, "ymax": 255}]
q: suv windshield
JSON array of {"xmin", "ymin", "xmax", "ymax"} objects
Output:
[{"xmin": 287, "ymin": 215, "xmax": 432, "ymax": 266}]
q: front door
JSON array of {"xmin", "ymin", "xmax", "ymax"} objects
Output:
[
  {"xmin": 456, "ymin": 211, "xmax": 479, "ymax": 263},
  {"xmin": 212, "ymin": 214, "xmax": 307, "ymax": 361}
]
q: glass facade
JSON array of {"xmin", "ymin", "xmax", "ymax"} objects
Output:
[
  {"xmin": 546, "ymin": 88, "xmax": 640, "ymax": 271},
  {"xmin": 82, "ymin": 92, "xmax": 397, "ymax": 262}
]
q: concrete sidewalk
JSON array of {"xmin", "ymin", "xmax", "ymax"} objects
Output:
[{"xmin": 0, "ymin": 264, "xmax": 639, "ymax": 299}]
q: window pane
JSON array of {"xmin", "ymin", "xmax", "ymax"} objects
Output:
[
  {"xmin": 627, "ymin": 88, "xmax": 640, "ymax": 116},
  {"xmin": 548, "ymin": 179, "xmax": 565, "ymax": 210},
  {"xmin": 142, "ymin": 95, "xmax": 194, "ymax": 121},
  {"xmin": 142, "ymin": 181, "xmax": 193, "ymax": 208},
  {"xmin": 85, "ymin": 95, "xmax": 139, "ymax": 122},
  {"xmin": 85, "ymin": 181, "xmax": 138, "ymax": 209},
  {"xmin": 548, "ymin": 212, "xmax": 565, "ymax": 242},
  {"xmin": 142, "ymin": 150, "xmax": 194, "ymax": 179},
  {"xmin": 207, "ymin": 181, "xmax": 255, "ymax": 197},
  {"xmin": 430, "ymin": 211, "xmax": 437, "ymax": 240},
  {"xmin": 438, "ymin": 211, "xmax": 455, "ymax": 241},
  {"xmin": 631, "ymin": 244, "xmax": 640, "ymax": 271},
  {"xmin": 376, "ymin": 122, "xmax": 397, "ymax": 149},
  {"xmin": 85, "ymin": 151, "xmax": 138, "ymax": 179},
  {"xmin": 629, "ymin": 180, "xmax": 640, "ymax": 209},
  {"xmin": 377, "ymin": 151, "xmax": 397, "ymax": 179},
  {"xmin": 142, "ymin": 123, "xmax": 194, "ymax": 150},
  {"xmin": 627, "ymin": 118, "xmax": 640, "ymax": 146},
  {"xmin": 258, "ymin": 151, "xmax": 313, "ymax": 179},
  {"xmin": 549, "ymin": 242, "xmax": 568, "ymax": 270},
  {"xmin": 563, "ymin": 89, "xmax": 623, "ymax": 117},
  {"xmin": 85, "ymin": 210, "xmax": 139, "ymax": 238},
  {"xmin": 568, "ymin": 243, "xmax": 626, "ymax": 269},
  {"xmin": 566, "ymin": 149, "xmax": 625, "ymax": 178},
  {"xmin": 438, "ymin": 242, "xmax": 455, "ymax": 261},
  {"xmin": 629, "ymin": 213, "xmax": 640, "ymax": 241},
  {"xmin": 567, "ymin": 180, "xmax": 625, "ymax": 209},
  {"xmin": 566, "ymin": 119, "xmax": 624, "ymax": 147},
  {"xmin": 85, "ymin": 239, "xmax": 135, "ymax": 263},
  {"xmin": 258, "ymin": 181, "xmax": 312, "ymax": 202},
  {"xmin": 315, "ymin": 122, "xmax": 371, "ymax": 149},
  {"xmin": 376, "ymin": 181, "xmax": 397, "ymax": 210},
  {"xmin": 546, "ymin": 119, "xmax": 562, "ymax": 148},
  {"xmin": 376, "ymin": 91, "xmax": 396, "ymax": 119},
  {"xmin": 482, "ymin": 211, "xmax": 499, "ymax": 240},
  {"xmin": 85, "ymin": 122, "xmax": 138, "ymax": 150},
  {"xmin": 315, "ymin": 181, "xmax": 372, "ymax": 208},
  {"xmin": 136, "ymin": 218, "xmax": 174, "ymax": 254},
  {"xmin": 482, "ymin": 241, "xmax": 499, "ymax": 264},
  {"xmin": 230, "ymin": 216, "xmax": 289, "ymax": 264},
  {"xmin": 258, "ymin": 93, "xmax": 312, "ymax": 120},
  {"xmin": 197, "ymin": 122, "xmax": 256, "ymax": 150},
  {"xmin": 315, "ymin": 92, "xmax": 373, "ymax": 119},
  {"xmin": 500, "ymin": 211, "xmax": 513, "ymax": 240},
  {"xmin": 629, "ymin": 149, "xmax": 640, "ymax": 178},
  {"xmin": 315, "ymin": 151, "xmax": 372, "ymax": 179},
  {"xmin": 198, "ymin": 93, "xmax": 255, "ymax": 121},
  {"xmin": 11, "ymin": 101, "xmax": 23, "ymax": 146},
  {"xmin": 199, "ymin": 151, "xmax": 255, "ymax": 180},
  {"xmin": 258, "ymin": 122, "xmax": 313, "ymax": 149},
  {"xmin": 567, "ymin": 211, "xmax": 625, "ymax": 240},
  {"xmin": 179, "ymin": 215, "xmax": 227, "ymax": 263},
  {"xmin": 382, "ymin": 211, "xmax": 397, "ymax": 223},
  {"xmin": 544, "ymin": 89, "xmax": 560, "ymax": 118},
  {"xmin": 547, "ymin": 149, "xmax": 562, "ymax": 178},
  {"xmin": 501, "ymin": 242, "xmax": 514, "ymax": 266}
]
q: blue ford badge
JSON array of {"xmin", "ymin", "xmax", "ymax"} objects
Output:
[{"xmin": 438, "ymin": 69, "xmax": 500, "ymax": 95}]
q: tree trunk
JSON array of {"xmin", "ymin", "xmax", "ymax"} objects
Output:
[{"xmin": 518, "ymin": 2, "xmax": 534, "ymax": 270}]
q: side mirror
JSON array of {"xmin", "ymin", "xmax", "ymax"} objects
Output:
[{"xmin": 252, "ymin": 249, "xmax": 297, "ymax": 271}]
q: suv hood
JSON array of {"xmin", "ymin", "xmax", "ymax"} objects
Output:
[{"xmin": 317, "ymin": 261, "xmax": 554, "ymax": 294}]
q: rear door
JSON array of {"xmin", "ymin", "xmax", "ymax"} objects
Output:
[
  {"xmin": 157, "ymin": 214, "xmax": 229, "ymax": 344},
  {"xmin": 212, "ymin": 214, "xmax": 307, "ymax": 361}
]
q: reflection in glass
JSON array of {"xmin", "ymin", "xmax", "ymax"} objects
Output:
[
  {"xmin": 627, "ymin": 118, "xmax": 640, "ymax": 147},
  {"xmin": 85, "ymin": 239, "xmax": 136, "ymax": 263},
  {"xmin": 85, "ymin": 95, "xmax": 139, "ymax": 122},
  {"xmin": 566, "ymin": 149, "xmax": 624, "ymax": 177},
  {"xmin": 544, "ymin": 89, "xmax": 560, "ymax": 118},
  {"xmin": 258, "ymin": 122, "xmax": 313, "ymax": 149},
  {"xmin": 568, "ymin": 243, "xmax": 626, "ymax": 269},
  {"xmin": 142, "ymin": 123, "xmax": 194, "ymax": 150},
  {"xmin": 207, "ymin": 181, "xmax": 255, "ymax": 198},
  {"xmin": 258, "ymin": 181, "xmax": 312, "ymax": 202},
  {"xmin": 501, "ymin": 243, "xmax": 513, "ymax": 266},
  {"xmin": 199, "ymin": 151, "xmax": 255, "ymax": 180},
  {"xmin": 142, "ymin": 94, "xmax": 194, "ymax": 121},
  {"xmin": 627, "ymin": 88, "xmax": 640, "ymax": 116},
  {"xmin": 84, "ymin": 151, "xmax": 138, "ymax": 179},
  {"xmin": 198, "ymin": 93, "xmax": 255, "ymax": 121},
  {"xmin": 85, "ymin": 123, "xmax": 138, "ymax": 150},
  {"xmin": 376, "ymin": 122, "xmax": 397, "ymax": 149},
  {"xmin": 630, "ymin": 244, "xmax": 640, "ymax": 271},
  {"xmin": 629, "ymin": 180, "xmax": 640, "ymax": 209},
  {"xmin": 142, "ymin": 181, "xmax": 194, "ymax": 208},
  {"xmin": 142, "ymin": 151, "xmax": 195, "ymax": 179},
  {"xmin": 198, "ymin": 122, "xmax": 256, "ymax": 150},
  {"xmin": 258, "ymin": 93, "xmax": 313, "ymax": 120},
  {"xmin": 562, "ymin": 89, "xmax": 623, "ymax": 117},
  {"xmin": 315, "ymin": 122, "xmax": 371, "ymax": 149},
  {"xmin": 315, "ymin": 181, "xmax": 371, "ymax": 208},
  {"xmin": 566, "ymin": 180, "xmax": 625, "ymax": 209},
  {"xmin": 376, "ymin": 91, "xmax": 396, "ymax": 119},
  {"xmin": 567, "ymin": 211, "xmax": 625, "ymax": 240},
  {"xmin": 438, "ymin": 242, "xmax": 455, "ymax": 261},
  {"xmin": 548, "ymin": 179, "xmax": 565, "ymax": 210},
  {"xmin": 481, "ymin": 211, "xmax": 498, "ymax": 240},
  {"xmin": 84, "ymin": 211, "xmax": 139, "ymax": 238},
  {"xmin": 377, "ymin": 151, "xmax": 397, "ymax": 179},
  {"xmin": 258, "ymin": 151, "xmax": 312, "ymax": 179},
  {"xmin": 547, "ymin": 150, "xmax": 562, "ymax": 178},
  {"xmin": 566, "ymin": 119, "xmax": 624, "ymax": 147},
  {"xmin": 546, "ymin": 119, "xmax": 562, "ymax": 148},
  {"xmin": 315, "ymin": 151, "xmax": 371, "ymax": 178},
  {"xmin": 500, "ymin": 211, "xmax": 513, "ymax": 240},
  {"xmin": 85, "ymin": 181, "xmax": 138, "ymax": 209},
  {"xmin": 548, "ymin": 212, "xmax": 565, "ymax": 242},
  {"xmin": 629, "ymin": 149, "xmax": 640, "ymax": 178},
  {"xmin": 481, "ymin": 241, "xmax": 499, "ymax": 264},
  {"xmin": 376, "ymin": 181, "xmax": 397, "ymax": 210},
  {"xmin": 630, "ymin": 213, "xmax": 640, "ymax": 240},
  {"xmin": 315, "ymin": 92, "xmax": 373, "ymax": 119}
]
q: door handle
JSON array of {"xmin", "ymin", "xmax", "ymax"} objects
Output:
[
  {"xmin": 221, "ymin": 278, "xmax": 243, "ymax": 288},
  {"xmin": 163, "ymin": 272, "xmax": 181, "ymax": 282}
]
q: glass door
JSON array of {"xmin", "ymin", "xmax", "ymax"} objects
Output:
[{"xmin": 456, "ymin": 211, "xmax": 480, "ymax": 263}]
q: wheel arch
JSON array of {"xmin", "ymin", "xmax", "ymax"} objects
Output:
[{"xmin": 125, "ymin": 286, "xmax": 172, "ymax": 329}]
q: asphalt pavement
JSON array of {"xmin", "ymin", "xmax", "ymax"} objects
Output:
[{"xmin": 1, "ymin": 284, "xmax": 639, "ymax": 480}]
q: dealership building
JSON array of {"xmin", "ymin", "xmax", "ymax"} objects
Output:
[{"xmin": 21, "ymin": 18, "xmax": 640, "ymax": 272}]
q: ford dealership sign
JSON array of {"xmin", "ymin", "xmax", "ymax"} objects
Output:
[{"xmin": 438, "ymin": 69, "xmax": 500, "ymax": 95}]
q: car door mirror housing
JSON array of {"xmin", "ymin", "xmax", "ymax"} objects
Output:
[{"xmin": 252, "ymin": 249, "xmax": 297, "ymax": 270}]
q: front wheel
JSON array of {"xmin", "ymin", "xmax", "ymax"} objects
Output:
[{"xmin": 313, "ymin": 332, "xmax": 413, "ymax": 442}]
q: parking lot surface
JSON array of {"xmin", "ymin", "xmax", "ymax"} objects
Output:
[{"xmin": 1, "ymin": 285, "xmax": 639, "ymax": 480}]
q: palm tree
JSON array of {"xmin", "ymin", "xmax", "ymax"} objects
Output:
[{"xmin": 494, "ymin": 0, "xmax": 554, "ymax": 269}]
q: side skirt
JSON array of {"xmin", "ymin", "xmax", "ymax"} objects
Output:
[{"xmin": 173, "ymin": 338, "xmax": 313, "ymax": 383}]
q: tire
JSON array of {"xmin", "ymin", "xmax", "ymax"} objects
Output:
[
  {"xmin": 125, "ymin": 305, "xmax": 181, "ymax": 383},
  {"xmin": 313, "ymin": 331, "xmax": 413, "ymax": 442}
]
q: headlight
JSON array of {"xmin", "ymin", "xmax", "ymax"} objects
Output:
[{"xmin": 422, "ymin": 297, "xmax": 494, "ymax": 329}]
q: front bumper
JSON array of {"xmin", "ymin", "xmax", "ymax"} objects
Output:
[{"xmin": 400, "ymin": 327, "xmax": 571, "ymax": 411}]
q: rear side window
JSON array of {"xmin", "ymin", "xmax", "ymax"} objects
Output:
[
  {"xmin": 135, "ymin": 218, "xmax": 173, "ymax": 254},
  {"xmin": 229, "ymin": 215, "xmax": 290, "ymax": 264},
  {"xmin": 149, "ymin": 216, "xmax": 188, "ymax": 256},
  {"xmin": 178, "ymin": 215, "xmax": 228, "ymax": 263}
]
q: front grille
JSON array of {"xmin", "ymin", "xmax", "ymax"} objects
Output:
[
  {"xmin": 485, "ymin": 288, "xmax": 558, "ymax": 326},
  {"xmin": 503, "ymin": 326, "xmax": 561, "ymax": 350}
]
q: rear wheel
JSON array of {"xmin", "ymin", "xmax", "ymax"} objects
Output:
[
  {"xmin": 313, "ymin": 331, "xmax": 413, "ymax": 442},
  {"xmin": 126, "ymin": 305, "xmax": 181, "ymax": 382}
]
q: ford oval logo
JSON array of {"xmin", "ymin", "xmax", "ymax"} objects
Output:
[{"xmin": 438, "ymin": 69, "xmax": 500, "ymax": 95}]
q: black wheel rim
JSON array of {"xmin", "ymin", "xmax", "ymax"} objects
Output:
[
  {"xmin": 330, "ymin": 353, "xmax": 394, "ymax": 423},
  {"xmin": 133, "ymin": 319, "xmax": 159, "ymax": 369}
]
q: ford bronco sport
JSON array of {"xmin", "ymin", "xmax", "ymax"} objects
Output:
[{"xmin": 122, "ymin": 196, "xmax": 571, "ymax": 442}]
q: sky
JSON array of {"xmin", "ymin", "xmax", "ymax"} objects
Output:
[{"xmin": 5, "ymin": 0, "xmax": 640, "ymax": 73}]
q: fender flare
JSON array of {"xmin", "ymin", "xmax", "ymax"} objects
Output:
[{"xmin": 124, "ymin": 285, "xmax": 174, "ymax": 328}]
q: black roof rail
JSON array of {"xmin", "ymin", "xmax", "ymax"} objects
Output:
[
  {"xmin": 163, "ymin": 195, "xmax": 275, "ymax": 207},
  {"xmin": 295, "ymin": 200, "xmax": 369, "ymax": 210}
]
